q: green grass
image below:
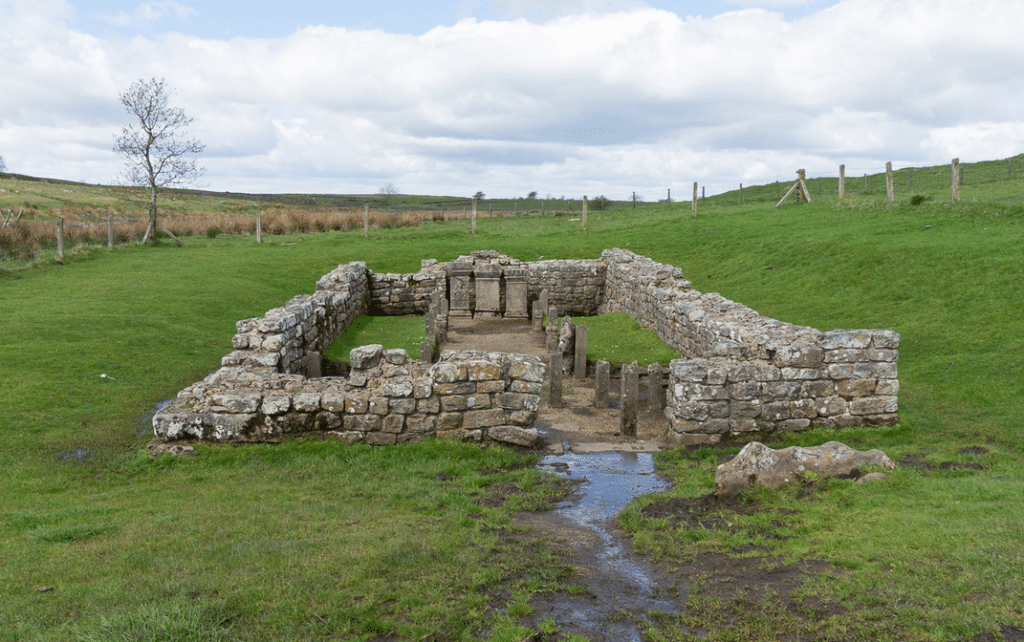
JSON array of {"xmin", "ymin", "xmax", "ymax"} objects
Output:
[
  {"xmin": 575, "ymin": 311, "xmax": 680, "ymax": 367},
  {"xmin": 323, "ymin": 315, "xmax": 427, "ymax": 361},
  {"xmin": 3, "ymin": 158, "xmax": 1024, "ymax": 640}
]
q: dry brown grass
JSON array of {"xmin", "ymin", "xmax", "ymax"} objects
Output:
[{"xmin": 0, "ymin": 206, "xmax": 446, "ymax": 259}]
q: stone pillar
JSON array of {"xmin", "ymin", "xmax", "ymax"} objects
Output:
[
  {"xmin": 532, "ymin": 300, "xmax": 543, "ymax": 332},
  {"xmin": 595, "ymin": 360, "xmax": 610, "ymax": 408},
  {"xmin": 647, "ymin": 363, "xmax": 664, "ymax": 411},
  {"xmin": 504, "ymin": 266, "xmax": 529, "ymax": 319},
  {"xmin": 539, "ymin": 290, "xmax": 549, "ymax": 317},
  {"xmin": 574, "ymin": 325, "xmax": 587, "ymax": 381},
  {"xmin": 437, "ymin": 295, "xmax": 449, "ymax": 342},
  {"xmin": 449, "ymin": 261, "xmax": 473, "ymax": 317},
  {"xmin": 420, "ymin": 341, "xmax": 433, "ymax": 364},
  {"xmin": 545, "ymin": 306, "xmax": 559, "ymax": 353},
  {"xmin": 549, "ymin": 352, "xmax": 563, "ymax": 408},
  {"xmin": 621, "ymin": 361, "xmax": 639, "ymax": 437},
  {"xmin": 425, "ymin": 305, "xmax": 436, "ymax": 342},
  {"xmin": 474, "ymin": 262, "xmax": 502, "ymax": 318}
]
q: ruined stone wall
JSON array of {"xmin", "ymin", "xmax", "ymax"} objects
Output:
[
  {"xmin": 222, "ymin": 262, "xmax": 369, "ymax": 376},
  {"xmin": 527, "ymin": 259, "xmax": 606, "ymax": 316},
  {"xmin": 367, "ymin": 262, "xmax": 447, "ymax": 316},
  {"xmin": 597, "ymin": 248, "xmax": 899, "ymax": 444},
  {"xmin": 153, "ymin": 346, "xmax": 545, "ymax": 447}
]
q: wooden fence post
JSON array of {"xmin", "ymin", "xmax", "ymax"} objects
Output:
[
  {"xmin": 667, "ymin": 188, "xmax": 671, "ymax": 203},
  {"xmin": 692, "ymin": 182, "xmax": 698, "ymax": 217},
  {"xmin": 107, "ymin": 212, "xmax": 114, "ymax": 249},
  {"xmin": 702, "ymin": 186, "xmax": 705, "ymax": 200},
  {"xmin": 633, "ymin": 192, "xmax": 636, "ymax": 209},
  {"xmin": 56, "ymin": 218, "xmax": 65, "ymax": 264},
  {"xmin": 739, "ymin": 183, "xmax": 743, "ymax": 205},
  {"xmin": 952, "ymin": 158, "xmax": 960, "ymax": 203},
  {"xmin": 582, "ymin": 196, "xmax": 587, "ymax": 231},
  {"xmin": 839, "ymin": 164, "xmax": 845, "ymax": 199},
  {"xmin": 472, "ymin": 198, "xmax": 477, "ymax": 234},
  {"xmin": 886, "ymin": 162, "xmax": 895, "ymax": 203},
  {"xmin": 256, "ymin": 212, "xmax": 263, "ymax": 243},
  {"xmin": 798, "ymin": 169, "xmax": 807, "ymax": 203},
  {"xmin": 363, "ymin": 204, "xmax": 369, "ymax": 237},
  {"xmin": 775, "ymin": 180, "xmax": 779, "ymax": 199}
]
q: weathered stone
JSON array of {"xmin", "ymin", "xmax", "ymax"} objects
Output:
[
  {"xmin": 849, "ymin": 396, "xmax": 898, "ymax": 415},
  {"xmin": 147, "ymin": 442, "xmax": 196, "ymax": 457},
  {"xmin": 366, "ymin": 432, "xmax": 397, "ymax": 446},
  {"xmin": 466, "ymin": 361, "xmax": 501, "ymax": 381},
  {"xmin": 507, "ymin": 410, "xmax": 537, "ymax": 425},
  {"xmin": 774, "ymin": 346, "xmax": 824, "ymax": 369},
  {"xmin": 509, "ymin": 359, "xmax": 546, "ymax": 383},
  {"xmin": 621, "ymin": 361, "xmax": 639, "ymax": 437},
  {"xmin": 595, "ymin": 360, "xmax": 610, "ymax": 408},
  {"xmin": 715, "ymin": 441, "xmax": 895, "ymax": 495},
  {"xmin": 383, "ymin": 414, "xmax": 405, "ymax": 433},
  {"xmin": 498, "ymin": 392, "xmax": 540, "ymax": 412},
  {"xmin": 350, "ymin": 344, "xmax": 383, "ymax": 369},
  {"xmin": 211, "ymin": 391, "xmax": 261, "ymax": 414},
  {"xmin": 344, "ymin": 414, "xmax": 381, "ymax": 432},
  {"xmin": 389, "ymin": 398, "xmax": 417, "ymax": 414},
  {"xmin": 489, "ymin": 425, "xmax": 538, "ymax": 447},
  {"xmin": 837, "ymin": 379, "xmax": 877, "ymax": 397},
  {"xmin": 431, "ymin": 362, "xmax": 466, "ymax": 383},
  {"xmin": 367, "ymin": 397, "xmax": 388, "ymax": 415},
  {"xmin": 406, "ymin": 415, "xmax": 437, "ymax": 433},
  {"xmin": 438, "ymin": 412, "xmax": 463, "ymax": 431},
  {"xmin": 384, "ymin": 348, "xmax": 408, "ymax": 365},
  {"xmin": 345, "ymin": 395, "xmax": 369, "ymax": 414},
  {"xmin": 261, "ymin": 394, "xmax": 291, "ymax": 415},
  {"xmin": 293, "ymin": 392, "xmax": 321, "ymax": 412},
  {"xmin": 463, "ymin": 408, "xmax": 505, "ymax": 429},
  {"xmin": 382, "ymin": 381, "xmax": 414, "ymax": 397}
]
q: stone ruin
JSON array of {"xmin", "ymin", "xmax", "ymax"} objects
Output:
[{"xmin": 153, "ymin": 248, "xmax": 899, "ymax": 447}]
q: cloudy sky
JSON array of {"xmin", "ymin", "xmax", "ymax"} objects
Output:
[{"xmin": 1, "ymin": 0, "xmax": 1022, "ymax": 199}]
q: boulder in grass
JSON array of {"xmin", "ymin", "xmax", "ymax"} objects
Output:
[{"xmin": 714, "ymin": 441, "xmax": 894, "ymax": 496}]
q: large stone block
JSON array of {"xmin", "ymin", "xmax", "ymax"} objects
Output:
[
  {"xmin": 463, "ymin": 408, "xmax": 505, "ymax": 429},
  {"xmin": 489, "ymin": 425, "xmax": 538, "ymax": 447},
  {"xmin": 350, "ymin": 344, "xmax": 383, "ymax": 369}
]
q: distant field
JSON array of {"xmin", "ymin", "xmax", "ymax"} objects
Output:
[{"xmin": 2, "ymin": 158, "xmax": 1024, "ymax": 640}]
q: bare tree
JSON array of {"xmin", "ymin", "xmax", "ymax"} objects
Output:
[
  {"xmin": 114, "ymin": 78, "xmax": 204, "ymax": 243},
  {"xmin": 379, "ymin": 183, "xmax": 399, "ymax": 207}
]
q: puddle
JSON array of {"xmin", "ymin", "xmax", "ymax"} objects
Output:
[
  {"xmin": 137, "ymin": 400, "xmax": 172, "ymax": 436},
  {"xmin": 532, "ymin": 450, "xmax": 684, "ymax": 641}
]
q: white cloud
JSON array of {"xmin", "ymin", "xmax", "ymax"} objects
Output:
[
  {"xmin": 101, "ymin": 1, "xmax": 198, "ymax": 28},
  {"xmin": 3, "ymin": 0, "xmax": 1024, "ymax": 196}
]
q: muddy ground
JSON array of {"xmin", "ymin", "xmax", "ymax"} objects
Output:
[{"xmin": 440, "ymin": 317, "xmax": 1023, "ymax": 642}]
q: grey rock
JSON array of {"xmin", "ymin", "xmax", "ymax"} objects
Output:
[{"xmin": 715, "ymin": 441, "xmax": 894, "ymax": 496}]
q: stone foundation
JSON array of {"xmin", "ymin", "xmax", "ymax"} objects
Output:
[{"xmin": 153, "ymin": 247, "xmax": 899, "ymax": 447}]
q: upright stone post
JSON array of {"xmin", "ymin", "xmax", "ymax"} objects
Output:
[
  {"xmin": 545, "ymin": 306, "xmax": 559, "ymax": 353},
  {"xmin": 471, "ymin": 198, "xmax": 477, "ymax": 234},
  {"xmin": 425, "ymin": 305, "xmax": 436, "ymax": 342},
  {"xmin": 647, "ymin": 363, "xmax": 664, "ymax": 412},
  {"xmin": 532, "ymin": 300, "xmax": 543, "ymax": 332},
  {"xmin": 420, "ymin": 341, "xmax": 433, "ymax": 364},
  {"xmin": 620, "ymin": 361, "xmax": 639, "ymax": 437},
  {"xmin": 473, "ymin": 262, "xmax": 501, "ymax": 318},
  {"xmin": 448, "ymin": 261, "xmax": 473, "ymax": 317},
  {"xmin": 574, "ymin": 325, "xmax": 587, "ymax": 381},
  {"xmin": 952, "ymin": 158, "xmax": 961, "ymax": 204},
  {"xmin": 692, "ymin": 182, "xmax": 698, "ymax": 217},
  {"xmin": 549, "ymin": 352, "xmax": 563, "ymax": 408},
  {"xmin": 363, "ymin": 203, "xmax": 369, "ymax": 237},
  {"xmin": 595, "ymin": 360, "xmax": 610, "ymax": 409},
  {"xmin": 437, "ymin": 295, "xmax": 449, "ymax": 342},
  {"xmin": 885, "ymin": 162, "xmax": 895, "ymax": 203},
  {"xmin": 503, "ymin": 266, "xmax": 529, "ymax": 319},
  {"xmin": 839, "ymin": 164, "xmax": 845, "ymax": 200},
  {"xmin": 582, "ymin": 195, "xmax": 588, "ymax": 231},
  {"xmin": 56, "ymin": 218, "xmax": 65, "ymax": 264},
  {"xmin": 539, "ymin": 290, "xmax": 549, "ymax": 317},
  {"xmin": 107, "ymin": 211, "xmax": 114, "ymax": 249}
]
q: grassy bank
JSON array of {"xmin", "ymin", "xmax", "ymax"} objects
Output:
[{"xmin": 2, "ymin": 161, "xmax": 1023, "ymax": 640}]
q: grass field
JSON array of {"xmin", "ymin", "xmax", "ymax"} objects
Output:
[{"xmin": 2, "ymin": 159, "xmax": 1023, "ymax": 640}]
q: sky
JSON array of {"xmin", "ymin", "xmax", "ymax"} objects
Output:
[{"xmin": 2, "ymin": 0, "xmax": 1023, "ymax": 199}]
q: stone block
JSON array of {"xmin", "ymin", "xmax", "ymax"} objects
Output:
[
  {"xmin": 868, "ymin": 349, "xmax": 898, "ymax": 362},
  {"xmin": 315, "ymin": 412, "xmax": 342, "ymax": 431},
  {"xmin": 730, "ymin": 418, "xmax": 758, "ymax": 432},
  {"xmin": 704, "ymin": 418, "xmax": 732, "ymax": 434},
  {"xmin": 824, "ymin": 349, "xmax": 870, "ymax": 364},
  {"xmin": 383, "ymin": 415, "xmax": 405, "ymax": 433},
  {"xmin": 827, "ymin": 363, "xmax": 875, "ymax": 380},
  {"xmin": 801, "ymin": 380, "xmax": 835, "ymax": 398},
  {"xmin": 730, "ymin": 400, "xmax": 761, "ymax": 419},
  {"xmin": 762, "ymin": 402, "xmax": 790, "ymax": 421},
  {"xmin": 466, "ymin": 361, "xmax": 501, "ymax": 381},
  {"xmin": 780, "ymin": 418, "xmax": 812, "ymax": 431},
  {"xmin": 345, "ymin": 414, "xmax": 381, "ymax": 432},
  {"xmin": 780, "ymin": 368, "xmax": 828, "ymax": 381},
  {"xmin": 754, "ymin": 367, "xmax": 781, "ymax": 382},
  {"xmin": 875, "ymin": 379, "xmax": 899, "ymax": 396},
  {"xmin": 870, "ymin": 330, "xmax": 901, "ymax": 349},
  {"xmin": 345, "ymin": 395, "xmax": 369, "ymax": 414},
  {"xmin": 417, "ymin": 397, "xmax": 441, "ymax": 414},
  {"xmin": 774, "ymin": 346, "xmax": 824, "ymax": 369},
  {"xmin": 507, "ymin": 410, "xmax": 537, "ymax": 426},
  {"xmin": 366, "ymin": 432, "xmax": 397, "ymax": 446},
  {"xmin": 383, "ymin": 381, "xmax": 414, "ymax": 398},
  {"xmin": 406, "ymin": 415, "xmax": 437, "ymax": 434},
  {"xmin": 440, "ymin": 395, "xmax": 469, "ymax": 412},
  {"xmin": 262, "ymin": 334, "xmax": 285, "ymax": 351},
  {"xmin": 849, "ymin": 396, "xmax": 898, "ymax": 415},
  {"xmin": 676, "ymin": 401, "xmax": 710, "ymax": 421},
  {"xmin": 498, "ymin": 392, "xmax": 540, "ymax": 412},
  {"xmin": 389, "ymin": 398, "xmax": 417, "ymax": 414},
  {"xmin": 670, "ymin": 362, "xmax": 707, "ymax": 382},
  {"xmin": 727, "ymin": 382, "xmax": 760, "ymax": 401},
  {"xmin": 509, "ymin": 359, "xmax": 546, "ymax": 383},
  {"xmin": 438, "ymin": 412, "xmax": 463, "ymax": 431},
  {"xmin": 489, "ymin": 425, "xmax": 538, "ymax": 447},
  {"xmin": 384, "ymin": 348, "xmax": 408, "ymax": 365},
  {"xmin": 434, "ymin": 382, "xmax": 477, "ymax": 396},
  {"xmin": 874, "ymin": 362, "xmax": 898, "ymax": 379},
  {"xmin": 261, "ymin": 394, "xmax": 291, "ymax": 415},
  {"xmin": 412, "ymin": 382, "xmax": 433, "ymax": 399},
  {"xmin": 368, "ymin": 397, "xmax": 388, "ymax": 415},
  {"xmin": 293, "ymin": 392, "xmax": 321, "ymax": 412},
  {"xmin": 820, "ymin": 330, "xmax": 872, "ymax": 350},
  {"xmin": 431, "ymin": 362, "xmax": 467, "ymax": 383},
  {"xmin": 463, "ymin": 408, "xmax": 505, "ymax": 429},
  {"xmin": 837, "ymin": 379, "xmax": 877, "ymax": 397},
  {"xmin": 726, "ymin": 364, "xmax": 755, "ymax": 382},
  {"xmin": 709, "ymin": 401, "xmax": 730, "ymax": 418},
  {"xmin": 350, "ymin": 344, "xmax": 383, "ymax": 369},
  {"xmin": 211, "ymin": 390, "xmax": 261, "ymax": 414}
]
